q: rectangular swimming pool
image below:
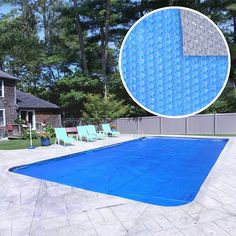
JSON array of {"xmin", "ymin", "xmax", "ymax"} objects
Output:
[{"xmin": 10, "ymin": 137, "xmax": 228, "ymax": 206}]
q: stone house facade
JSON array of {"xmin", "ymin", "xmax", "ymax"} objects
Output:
[{"xmin": 0, "ymin": 71, "xmax": 61, "ymax": 135}]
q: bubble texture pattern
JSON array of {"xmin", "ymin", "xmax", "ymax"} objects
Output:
[{"xmin": 120, "ymin": 9, "xmax": 229, "ymax": 117}]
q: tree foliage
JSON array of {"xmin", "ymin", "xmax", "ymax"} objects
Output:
[
  {"xmin": 55, "ymin": 74, "xmax": 103, "ymax": 116},
  {"xmin": 82, "ymin": 94, "xmax": 129, "ymax": 123},
  {"xmin": 0, "ymin": 0, "xmax": 236, "ymax": 120}
]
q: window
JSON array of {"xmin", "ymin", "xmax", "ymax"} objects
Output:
[
  {"xmin": 0, "ymin": 80, "xmax": 4, "ymax": 97},
  {"xmin": 0, "ymin": 110, "xmax": 5, "ymax": 126},
  {"xmin": 19, "ymin": 110, "xmax": 36, "ymax": 129}
]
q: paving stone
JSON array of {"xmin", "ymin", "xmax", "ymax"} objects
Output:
[
  {"xmin": 30, "ymin": 228, "xmax": 59, "ymax": 236},
  {"xmin": 58, "ymin": 225, "xmax": 97, "ymax": 236},
  {"xmin": 0, "ymin": 228, "xmax": 12, "ymax": 236},
  {"xmin": 195, "ymin": 192, "xmax": 223, "ymax": 209},
  {"xmin": 140, "ymin": 215, "xmax": 162, "ymax": 233},
  {"xmin": 93, "ymin": 221, "xmax": 127, "ymax": 236},
  {"xmin": 89, "ymin": 196, "xmax": 130, "ymax": 210},
  {"xmin": 163, "ymin": 210, "xmax": 197, "ymax": 229},
  {"xmin": 0, "ymin": 219, "xmax": 11, "ymax": 231},
  {"xmin": 179, "ymin": 202, "xmax": 207, "ymax": 215},
  {"xmin": 110, "ymin": 204, "xmax": 142, "ymax": 222},
  {"xmin": 203, "ymin": 187, "xmax": 236, "ymax": 205},
  {"xmin": 153, "ymin": 228, "xmax": 184, "ymax": 236},
  {"xmin": 210, "ymin": 182, "xmax": 236, "ymax": 198},
  {"xmin": 223, "ymin": 202, "xmax": 236, "ymax": 215},
  {"xmin": 126, "ymin": 220, "xmax": 149, "ymax": 235},
  {"xmin": 36, "ymin": 216, "xmax": 69, "ymax": 231},
  {"xmin": 66, "ymin": 212, "xmax": 91, "ymax": 226},
  {"xmin": 98, "ymin": 208, "xmax": 117, "ymax": 222},
  {"xmin": 87, "ymin": 209, "xmax": 105, "ymax": 224},
  {"xmin": 191, "ymin": 208, "xmax": 230, "ymax": 224},
  {"xmin": 197, "ymin": 222, "xmax": 229, "ymax": 236},
  {"xmin": 34, "ymin": 196, "xmax": 67, "ymax": 218},
  {"xmin": 46, "ymin": 185, "xmax": 74, "ymax": 197},
  {"xmin": 214, "ymin": 216, "xmax": 236, "ymax": 235},
  {"xmin": 139, "ymin": 209, "xmax": 174, "ymax": 230},
  {"xmin": 131, "ymin": 201, "xmax": 149, "ymax": 213},
  {"xmin": 181, "ymin": 226, "xmax": 206, "ymax": 236},
  {"xmin": 127, "ymin": 229, "xmax": 154, "ymax": 236},
  {"xmin": 121, "ymin": 219, "xmax": 141, "ymax": 232}
]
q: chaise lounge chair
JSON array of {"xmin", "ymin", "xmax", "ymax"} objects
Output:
[
  {"xmin": 77, "ymin": 126, "xmax": 96, "ymax": 142},
  {"xmin": 55, "ymin": 128, "xmax": 76, "ymax": 146},
  {"xmin": 102, "ymin": 123, "xmax": 120, "ymax": 137},
  {"xmin": 86, "ymin": 125, "xmax": 105, "ymax": 140}
]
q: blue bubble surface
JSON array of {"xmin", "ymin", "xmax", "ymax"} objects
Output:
[{"xmin": 120, "ymin": 9, "xmax": 229, "ymax": 116}]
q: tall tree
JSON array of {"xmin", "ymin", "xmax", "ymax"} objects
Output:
[
  {"xmin": 101, "ymin": 0, "xmax": 110, "ymax": 98},
  {"xmin": 72, "ymin": 0, "xmax": 88, "ymax": 74}
]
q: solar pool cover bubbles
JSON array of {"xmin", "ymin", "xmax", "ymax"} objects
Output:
[{"xmin": 119, "ymin": 7, "xmax": 230, "ymax": 117}]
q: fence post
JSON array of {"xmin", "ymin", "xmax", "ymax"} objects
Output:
[
  {"xmin": 185, "ymin": 117, "xmax": 188, "ymax": 134},
  {"xmin": 137, "ymin": 117, "xmax": 139, "ymax": 133},
  {"xmin": 116, "ymin": 119, "xmax": 119, "ymax": 130},
  {"xmin": 160, "ymin": 117, "xmax": 162, "ymax": 134},
  {"xmin": 214, "ymin": 113, "xmax": 216, "ymax": 135}
]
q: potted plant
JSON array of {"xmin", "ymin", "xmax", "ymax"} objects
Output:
[{"xmin": 38, "ymin": 131, "xmax": 51, "ymax": 146}]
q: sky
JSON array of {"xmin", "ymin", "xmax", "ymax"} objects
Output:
[
  {"xmin": 0, "ymin": 3, "xmax": 45, "ymax": 39},
  {"xmin": 0, "ymin": 4, "xmax": 13, "ymax": 15}
]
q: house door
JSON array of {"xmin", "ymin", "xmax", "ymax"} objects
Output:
[{"xmin": 20, "ymin": 110, "xmax": 36, "ymax": 130}]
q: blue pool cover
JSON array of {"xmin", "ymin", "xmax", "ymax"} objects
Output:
[
  {"xmin": 120, "ymin": 8, "xmax": 229, "ymax": 117},
  {"xmin": 10, "ymin": 137, "xmax": 227, "ymax": 206}
]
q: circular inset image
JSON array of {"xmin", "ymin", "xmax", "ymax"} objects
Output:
[{"xmin": 119, "ymin": 7, "xmax": 230, "ymax": 118}]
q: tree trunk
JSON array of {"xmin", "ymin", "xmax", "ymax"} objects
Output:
[
  {"xmin": 101, "ymin": 0, "xmax": 111, "ymax": 99},
  {"xmin": 20, "ymin": 0, "xmax": 31, "ymax": 38},
  {"xmin": 168, "ymin": 0, "xmax": 174, "ymax": 6},
  {"xmin": 47, "ymin": 0, "xmax": 53, "ymax": 54},
  {"xmin": 72, "ymin": 0, "xmax": 89, "ymax": 75},
  {"xmin": 233, "ymin": 15, "xmax": 236, "ymax": 44},
  {"xmin": 139, "ymin": 0, "xmax": 144, "ymax": 18},
  {"xmin": 42, "ymin": 0, "xmax": 50, "ymax": 52},
  {"xmin": 0, "ymin": 61, "xmax": 3, "ymax": 71},
  {"xmin": 195, "ymin": 0, "xmax": 200, "ymax": 9}
]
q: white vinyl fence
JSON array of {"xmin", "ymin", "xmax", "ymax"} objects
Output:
[{"xmin": 116, "ymin": 113, "xmax": 236, "ymax": 135}]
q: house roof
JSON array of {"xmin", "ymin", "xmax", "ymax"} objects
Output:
[
  {"xmin": 16, "ymin": 90, "xmax": 60, "ymax": 109},
  {"xmin": 0, "ymin": 71, "xmax": 19, "ymax": 80}
]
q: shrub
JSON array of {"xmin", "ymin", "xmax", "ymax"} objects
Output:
[
  {"xmin": 44, "ymin": 125, "xmax": 55, "ymax": 137},
  {"xmin": 22, "ymin": 129, "xmax": 38, "ymax": 139}
]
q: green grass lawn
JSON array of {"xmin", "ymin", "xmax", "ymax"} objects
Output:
[{"xmin": 0, "ymin": 138, "xmax": 55, "ymax": 150}]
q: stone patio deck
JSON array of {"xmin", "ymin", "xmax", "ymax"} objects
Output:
[{"xmin": 0, "ymin": 135, "xmax": 236, "ymax": 236}]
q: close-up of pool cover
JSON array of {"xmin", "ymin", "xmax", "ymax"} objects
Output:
[{"xmin": 119, "ymin": 7, "xmax": 230, "ymax": 117}]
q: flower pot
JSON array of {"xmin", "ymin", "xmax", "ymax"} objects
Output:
[{"xmin": 41, "ymin": 137, "xmax": 50, "ymax": 146}]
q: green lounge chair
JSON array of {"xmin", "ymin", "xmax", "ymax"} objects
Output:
[
  {"xmin": 55, "ymin": 128, "xmax": 76, "ymax": 146},
  {"xmin": 86, "ymin": 125, "xmax": 105, "ymax": 140},
  {"xmin": 102, "ymin": 124, "xmax": 120, "ymax": 137},
  {"xmin": 77, "ymin": 126, "xmax": 96, "ymax": 142}
]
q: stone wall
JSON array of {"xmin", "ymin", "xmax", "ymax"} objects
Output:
[
  {"xmin": 35, "ymin": 111, "xmax": 61, "ymax": 128},
  {"xmin": 0, "ymin": 79, "xmax": 17, "ymax": 129}
]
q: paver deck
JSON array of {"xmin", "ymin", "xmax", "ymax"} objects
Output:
[{"xmin": 0, "ymin": 135, "xmax": 235, "ymax": 236}]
